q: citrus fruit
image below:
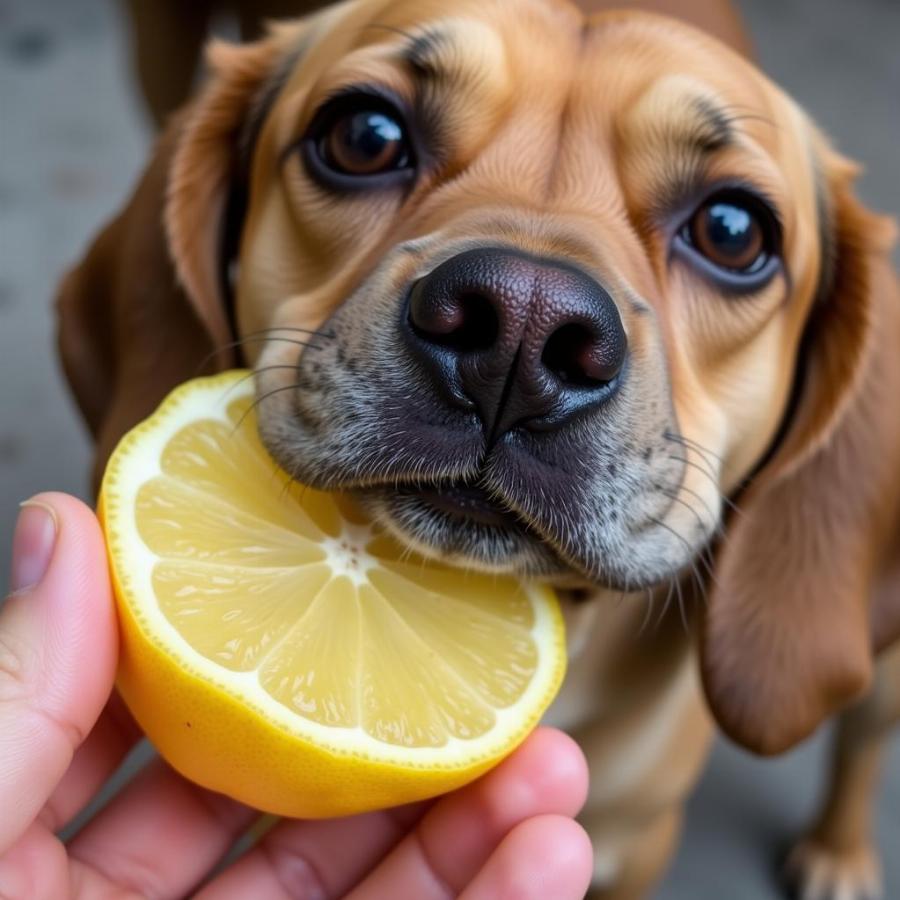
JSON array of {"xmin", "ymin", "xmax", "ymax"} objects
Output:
[{"xmin": 99, "ymin": 370, "xmax": 566, "ymax": 818}]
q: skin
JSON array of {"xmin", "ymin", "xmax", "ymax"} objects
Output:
[{"xmin": 0, "ymin": 494, "xmax": 593, "ymax": 900}]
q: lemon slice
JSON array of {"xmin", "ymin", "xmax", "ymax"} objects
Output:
[{"xmin": 100, "ymin": 371, "xmax": 565, "ymax": 818}]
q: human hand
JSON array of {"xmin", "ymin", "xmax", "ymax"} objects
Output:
[{"xmin": 1, "ymin": 493, "xmax": 593, "ymax": 899}]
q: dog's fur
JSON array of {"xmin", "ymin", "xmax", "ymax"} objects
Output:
[{"xmin": 58, "ymin": 1, "xmax": 900, "ymax": 896}]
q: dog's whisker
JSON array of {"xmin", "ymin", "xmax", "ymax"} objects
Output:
[
  {"xmin": 664, "ymin": 431, "xmax": 725, "ymax": 466},
  {"xmin": 647, "ymin": 515, "xmax": 717, "ymax": 592},
  {"xmin": 721, "ymin": 106, "xmax": 780, "ymax": 131},
  {"xmin": 221, "ymin": 364, "xmax": 301, "ymax": 397},
  {"xmin": 362, "ymin": 22, "xmax": 419, "ymax": 43},
  {"xmin": 664, "ymin": 434, "xmax": 719, "ymax": 479},
  {"xmin": 638, "ymin": 587, "xmax": 656, "ymax": 636},
  {"xmin": 678, "ymin": 573, "xmax": 694, "ymax": 632},
  {"xmin": 231, "ymin": 383, "xmax": 302, "ymax": 435},
  {"xmin": 659, "ymin": 487, "xmax": 706, "ymax": 533},
  {"xmin": 240, "ymin": 326, "xmax": 336, "ymax": 340},
  {"xmin": 674, "ymin": 481, "xmax": 721, "ymax": 526},
  {"xmin": 195, "ymin": 335, "xmax": 324, "ymax": 376},
  {"xmin": 667, "ymin": 454, "xmax": 743, "ymax": 518},
  {"xmin": 650, "ymin": 580, "xmax": 673, "ymax": 632}
]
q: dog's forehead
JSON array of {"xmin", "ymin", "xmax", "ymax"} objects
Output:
[{"xmin": 270, "ymin": 1, "xmax": 796, "ymax": 158}]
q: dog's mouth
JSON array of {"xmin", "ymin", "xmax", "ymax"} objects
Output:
[
  {"xmin": 401, "ymin": 479, "xmax": 525, "ymax": 529},
  {"xmin": 356, "ymin": 474, "xmax": 573, "ymax": 579}
]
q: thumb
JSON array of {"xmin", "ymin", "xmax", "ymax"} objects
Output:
[{"xmin": 0, "ymin": 493, "xmax": 117, "ymax": 853}]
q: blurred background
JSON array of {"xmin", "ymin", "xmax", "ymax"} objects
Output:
[{"xmin": 1, "ymin": 0, "xmax": 898, "ymax": 896}]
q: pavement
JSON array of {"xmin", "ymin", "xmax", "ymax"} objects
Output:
[{"xmin": 1, "ymin": 0, "xmax": 898, "ymax": 896}]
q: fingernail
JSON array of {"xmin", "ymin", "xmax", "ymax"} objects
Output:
[{"xmin": 9, "ymin": 500, "xmax": 59, "ymax": 594}]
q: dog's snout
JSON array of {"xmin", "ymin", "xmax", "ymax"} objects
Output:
[{"xmin": 405, "ymin": 248, "xmax": 627, "ymax": 437}]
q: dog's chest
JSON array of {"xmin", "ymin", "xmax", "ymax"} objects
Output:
[{"xmin": 543, "ymin": 590, "xmax": 709, "ymax": 763}]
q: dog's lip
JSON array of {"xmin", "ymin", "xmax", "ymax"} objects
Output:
[{"xmin": 398, "ymin": 480, "xmax": 525, "ymax": 529}]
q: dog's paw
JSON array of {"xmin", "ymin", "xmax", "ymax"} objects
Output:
[{"xmin": 784, "ymin": 837, "xmax": 883, "ymax": 900}]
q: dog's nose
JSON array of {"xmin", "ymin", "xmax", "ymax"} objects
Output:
[{"xmin": 405, "ymin": 248, "xmax": 627, "ymax": 437}]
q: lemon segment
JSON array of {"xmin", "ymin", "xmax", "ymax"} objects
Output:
[{"xmin": 100, "ymin": 370, "xmax": 566, "ymax": 817}]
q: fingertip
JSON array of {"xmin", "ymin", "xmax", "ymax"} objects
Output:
[
  {"xmin": 532, "ymin": 814, "xmax": 594, "ymax": 886},
  {"xmin": 525, "ymin": 727, "xmax": 590, "ymax": 810},
  {"xmin": 494, "ymin": 727, "xmax": 590, "ymax": 819},
  {"xmin": 463, "ymin": 815, "xmax": 594, "ymax": 900},
  {"xmin": 17, "ymin": 491, "xmax": 118, "ymax": 715}
]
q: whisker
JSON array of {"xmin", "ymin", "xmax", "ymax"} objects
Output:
[
  {"xmin": 221, "ymin": 364, "xmax": 301, "ymax": 397},
  {"xmin": 664, "ymin": 434, "xmax": 718, "ymax": 479},
  {"xmin": 241, "ymin": 326, "xmax": 335, "ymax": 339},
  {"xmin": 679, "ymin": 572, "xmax": 694, "ymax": 632},
  {"xmin": 653, "ymin": 579, "xmax": 676, "ymax": 632},
  {"xmin": 195, "ymin": 335, "xmax": 325, "ymax": 375},
  {"xmin": 664, "ymin": 430, "xmax": 725, "ymax": 466},
  {"xmin": 675, "ymin": 482, "xmax": 722, "ymax": 527},
  {"xmin": 231, "ymin": 383, "xmax": 302, "ymax": 434},
  {"xmin": 667, "ymin": 455, "xmax": 743, "ymax": 517},
  {"xmin": 659, "ymin": 487, "xmax": 706, "ymax": 533},
  {"xmin": 638, "ymin": 587, "xmax": 655, "ymax": 636},
  {"xmin": 722, "ymin": 107, "xmax": 779, "ymax": 131},
  {"xmin": 362, "ymin": 22, "xmax": 419, "ymax": 42}
]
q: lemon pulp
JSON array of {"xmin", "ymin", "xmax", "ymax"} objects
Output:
[{"xmin": 101, "ymin": 371, "xmax": 565, "ymax": 817}]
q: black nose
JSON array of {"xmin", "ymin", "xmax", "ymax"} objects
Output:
[{"xmin": 404, "ymin": 248, "xmax": 627, "ymax": 438}]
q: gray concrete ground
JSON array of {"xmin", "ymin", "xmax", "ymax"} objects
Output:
[{"xmin": 1, "ymin": 0, "xmax": 898, "ymax": 896}]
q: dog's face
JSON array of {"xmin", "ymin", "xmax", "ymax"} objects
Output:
[{"xmin": 225, "ymin": 0, "xmax": 825, "ymax": 589}]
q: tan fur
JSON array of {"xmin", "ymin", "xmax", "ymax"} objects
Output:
[{"xmin": 58, "ymin": 2, "xmax": 900, "ymax": 896}]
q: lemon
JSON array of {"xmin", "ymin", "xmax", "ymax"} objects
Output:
[{"xmin": 99, "ymin": 371, "xmax": 565, "ymax": 818}]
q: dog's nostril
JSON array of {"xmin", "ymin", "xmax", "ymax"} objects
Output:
[
  {"xmin": 541, "ymin": 322, "xmax": 620, "ymax": 387},
  {"xmin": 409, "ymin": 287, "xmax": 499, "ymax": 352}
]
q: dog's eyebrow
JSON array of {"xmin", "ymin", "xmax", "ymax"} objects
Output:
[
  {"xmin": 681, "ymin": 96, "xmax": 736, "ymax": 153},
  {"xmin": 401, "ymin": 27, "xmax": 453, "ymax": 80}
]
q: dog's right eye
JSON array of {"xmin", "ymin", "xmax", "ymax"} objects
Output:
[{"xmin": 303, "ymin": 93, "xmax": 416, "ymax": 190}]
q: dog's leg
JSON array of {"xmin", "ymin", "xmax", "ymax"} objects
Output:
[
  {"xmin": 785, "ymin": 643, "xmax": 900, "ymax": 900},
  {"xmin": 584, "ymin": 805, "xmax": 685, "ymax": 900},
  {"xmin": 572, "ymin": 659, "xmax": 713, "ymax": 899}
]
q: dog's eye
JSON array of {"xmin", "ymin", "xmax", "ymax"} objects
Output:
[
  {"xmin": 304, "ymin": 93, "xmax": 415, "ymax": 189},
  {"xmin": 677, "ymin": 190, "xmax": 781, "ymax": 289},
  {"xmin": 689, "ymin": 200, "xmax": 764, "ymax": 271},
  {"xmin": 321, "ymin": 109, "xmax": 409, "ymax": 175}
]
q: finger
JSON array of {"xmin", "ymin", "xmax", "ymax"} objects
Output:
[
  {"xmin": 40, "ymin": 693, "xmax": 142, "ymax": 832},
  {"xmin": 68, "ymin": 759, "xmax": 257, "ymax": 898},
  {"xmin": 348, "ymin": 727, "xmax": 588, "ymax": 899},
  {"xmin": 461, "ymin": 815, "xmax": 593, "ymax": 900},
  {"xmin": 0, "ymin": 822, "xmax": 70, "ymax": 900},
  {"xmin": 195, "ymin": 802, "xmax": 428, "ymax": 900},
  {"xmin": 201, "ymin": 727, "xmax": 587, "ymax": 900},
  {"xmin": 0, "ymin": 494, "xmax": 118, "ymax": 854}
]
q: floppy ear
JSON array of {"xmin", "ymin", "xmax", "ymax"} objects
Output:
[
  {"xmin": 700, "ymin": 144, "xmax": 900, "ymax": 755},
  {"xmin": 165, "ymin": 34, "xmax": 293, "ymax": 352},
  {"xmin": 56, "ymin": 29, "xmax": 296, "ymax": 489}
]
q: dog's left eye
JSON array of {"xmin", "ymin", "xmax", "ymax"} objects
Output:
[
  {"xmin": 676, "ymin": 189, "xmax": 781, "ymax": 291},
  {"xmin": 304, "ymin": 94, "xmax": 415, "ymax": 188}
]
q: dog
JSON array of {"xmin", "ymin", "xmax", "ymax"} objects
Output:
[{"xmin": 57, "ymin": 0, "xmax": 900, "ymax": 897}]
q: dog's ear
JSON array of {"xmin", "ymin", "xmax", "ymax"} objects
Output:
[
  {"xmin": 700, "ymin": 140, "xmax": 900, "ymax": 755},
  {"xmin": 165, "ymin": 34, "xmax": 293, "ymax": 352},
  {"xmin": 56, "ymin": 28, "xmax": 300, "ymax": 489}
]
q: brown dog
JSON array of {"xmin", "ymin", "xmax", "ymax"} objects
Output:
[{"xmin": 57, "ymin": 1, "xmax": 900, "ymax": 897}]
